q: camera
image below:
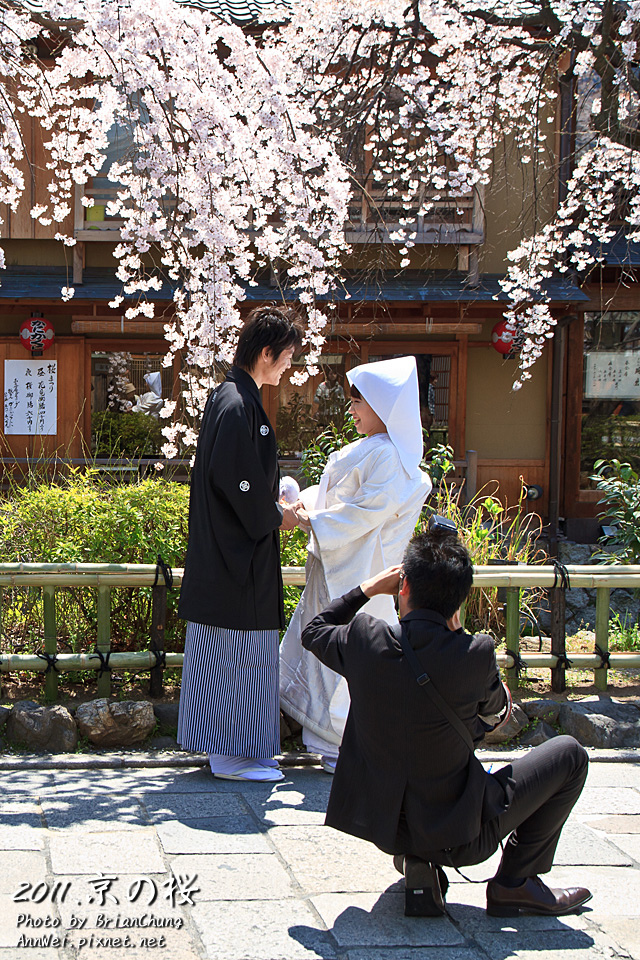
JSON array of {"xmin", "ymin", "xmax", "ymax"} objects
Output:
[{"xmin": 428, "ymin": 514, "xmax": 457, "ymax": 536}]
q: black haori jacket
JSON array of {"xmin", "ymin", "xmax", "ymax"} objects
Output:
[
  {"xmin": 178, "ymin": 366, "xmax": 285, "ymax": 630},
  {"xmin": 302, "ymin": 588, "xmax": 514, "ymax": 858}
]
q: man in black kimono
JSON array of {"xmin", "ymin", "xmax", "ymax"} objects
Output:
[
  {"xmin": 178, "ymin": 306, "xmax": 303, "ymax": 782},
  {"xmin": 302, "ymin": 528, "xmax": 591, "ymax": 917}
]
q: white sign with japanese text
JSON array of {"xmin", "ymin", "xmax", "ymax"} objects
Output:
[
  {"xmin": 584, "ymin": 350, "xmax": 640, "ymax": 399},
  {"xmin": 3, "ymin": 359, "xmax": 57, "ymax": 435}
]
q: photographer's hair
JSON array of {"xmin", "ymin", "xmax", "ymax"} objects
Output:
[
  {"xmin": 234, "ymin": 306, "xmax": 303, "ymax": 372},
  {"xmin": 402, "ymin": 529, "xmax": 473, "ymax": 619}
]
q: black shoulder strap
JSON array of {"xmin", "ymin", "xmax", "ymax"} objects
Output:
[{"xmin": 392, "ymin": 622, "xmax": 474, "ymax": 753}]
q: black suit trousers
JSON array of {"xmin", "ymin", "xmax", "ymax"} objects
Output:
[{"xmin": 432, "ymin": 736, "xmax": 588, "ymax": 878}]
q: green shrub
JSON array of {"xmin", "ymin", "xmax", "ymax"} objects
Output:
[
  {"xmin": 609, "ymin": 611, "xmax": 640, "ymax": 652},
  {"xmin": 91, "ymin": 410, "xmax": 163, "ymax": 458},
  {"xmin": 280, "ymin": 527, "xmax": 309, "ymax": 628},
  {"xmin": 591, "ymin": 458, "xmax": 640, "ymax": 562},
  {"xmin": 300, "ymin": 415, "xmax": 359, "ymax": 484},
  {"xmin": 0, "ymin": 473, "xmax": 319, "ymax": 658},
  {"xmin": 0, "ymin": 473, "xmax": 189, "ymax": 653}
]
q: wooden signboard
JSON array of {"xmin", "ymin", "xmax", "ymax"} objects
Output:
[{"xmin": 3, "ymin": 359, "xmax": 57, "ymax": 435}]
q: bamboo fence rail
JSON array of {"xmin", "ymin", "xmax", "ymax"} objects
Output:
[{"xmin": 0, "ymin": 563, "xmax": 638, "ymax": 699}]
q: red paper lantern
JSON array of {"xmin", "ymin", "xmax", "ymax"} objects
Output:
[
  {"xmin": 20, "ymin": 317, "xmax": 55, "ymax": 353},
  {"xmin": 491, "ymin": 319, "xmax": 516, "ymax": 355}
]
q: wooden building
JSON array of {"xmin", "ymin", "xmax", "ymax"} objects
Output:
[{"xmin": 2, "ymin": 0, "xmax": 626, "ymax": 538}]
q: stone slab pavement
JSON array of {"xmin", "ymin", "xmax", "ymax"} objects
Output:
[{"xmin": 0, "ymin": 748, "xmax": 639, "ymax": 960}]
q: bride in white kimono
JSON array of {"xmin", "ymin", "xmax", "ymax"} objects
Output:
[{"xmin": 279, "ymin": 356, "xmax": 432, "ymax": 770}]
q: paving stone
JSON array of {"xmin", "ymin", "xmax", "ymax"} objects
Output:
[
  {"xmin": 0, "ymin": 850, "xmax": 47, "ymax": 895},
  {"xmin": 0, "ymin": 820, "xmax": 46, "ymax": 850},
  {"xmin": 0, "ymin": 895, "xmax": 63, "ymax": 949},
  {"xmin": 144, "ymin": 768, "xmax": 229, "ymax": 794},
  {"xmin": 603, "ymin": 832, "xmax": 640, "ymax": 862},
  {"xmin": 584, "ymin": 762, "xmax": 640, "ymax": 787},
  {"xmin": 550, "ymin": 865, "xmax": 640, "ymax": 915},
  {"xmin": 473, "ymin": 929, "xmax": 612, "ymax": 960},
  {"xmin": 156, "ymin": 817, "xmax": 271, "ymax": 855},
  {"xmin": 0, "ymin": 799, "xmax": 41, "ymax": 815},
  {"xmin": 443, "ymin": 877, "xmax": 591, "ymax": 930},
  {"xmin": 142, "ymin": 792, "xmax": 248, "ymax": 822},
  {"xmin": 41, "ymin": 797, "xmax": 147, "ymax": 831},
  {"xmin": 310, "ymin": 892, "xmax": 465, "ymax": 947},
  {"xmin": 243, "ymin": 781, "xmax": 331, "ymax": 826},
  {"xmin": 553, "ymin": 820, "xmax": 632, "ymax": 866},
  {"xmin": 49, "ymin": 830, "xmax": 166, "ymax": 875},
  {"xmin": 0, "ymin": 772, "xmax": 55, "ymax": 793},
  {"xmin": 600, "ymin": 916, "xmax": 640, "ymax": 958},
  {"xmin": 55, "ymin": 874, "xmax": 189, "ymax": 928},
  {"xmin": 72, "ymin": 936, "xmax": 201, "ymax": 960},
  {"xmin": 446, "ymin": 900, "xmax": 590, "ymax": 932},
  {"xmin": 574, "ymin": 786, "xmax": 640, "ymax": 815},
  {"xmin": 51, "ymin": 772, "xmax": 169, "ymax": 795},
  {"xmin": 267, "ymin": 825, "xmax": 400, "ymax": 894},
  {"xmin": 0, "ymin": 951, "xmax": 60, "ymax": 959},
  {"xmin": 168, "ymin": 853, "xmax": 298, "ymax": 900},
  {"xmin": 344, "ymin": 951, "xmax": 485, "ymax": 960},
  {"xmin": 192, "ymin": 899, "xmax": 336, "ymax": 960},
  {"xmin": 586, "ymin": 814, "xmax": 640, "ymax": 833}
]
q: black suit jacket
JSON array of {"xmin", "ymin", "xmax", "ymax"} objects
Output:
[
  {"xmin": 178, "ymin": 366, "xmax": 284, "ymax": 630},
  {"xmin": 302, "ymin": 587, "xmax": 512, "ymax": 858}
]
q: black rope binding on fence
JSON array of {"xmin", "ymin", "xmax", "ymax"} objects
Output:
[
  {"xmin": 154, "ymin": 555, "xmax": 174, "ymax": 590},
  {"xmin": 36, "ymin": 651, "xmax": 59, "ymax": 673},
  {"xmin": 555, "ymin": 653, "xmax": 573, "ymax": 669},
  {"xmin": 505, "ymin": 648, "xmax": 527, "ymax": 677},
  {"xmin": 594, "ymin": 644, "xmax": 611, "ymax": 669},
  {"xmin": 90, "ymin": 649, "xmax": 112, "ymax": 677},
  {"xmin": 151, "ymin": 649, "xmax": 167, "ymax": 670},
  {"xmin": 551, "ymin": 559, "xmax": 571, "ymax": 590}
]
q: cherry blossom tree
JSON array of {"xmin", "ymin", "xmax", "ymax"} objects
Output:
[
  {"xmin": 0, "ymin": 0, "xmax": 350, "ymax": 454},
  {"xmin": 272, "ymin": 0, "xmax": 640, "ymax": 383},
  {"xmin": 0, "ymin": 0, "xmax": 637, "ymax": 454}
]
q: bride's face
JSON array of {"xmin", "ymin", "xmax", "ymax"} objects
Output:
[{"xmin": 350, "ymin": 395, "xmax": 387, "ymax": 436}]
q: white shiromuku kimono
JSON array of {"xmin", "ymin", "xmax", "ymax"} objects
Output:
[{"xmin": 280, "ymin": 357, "xmax": 432, "ymax": 757}]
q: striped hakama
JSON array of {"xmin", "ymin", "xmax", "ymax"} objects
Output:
[{"xmin": 177, "ymin": 621, "xmax": 281, "ymax": 758}]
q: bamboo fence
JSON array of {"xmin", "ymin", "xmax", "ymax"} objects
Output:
[{"xmin": 0, "ymin": 563, "xmax": 639, "ymax": 699}]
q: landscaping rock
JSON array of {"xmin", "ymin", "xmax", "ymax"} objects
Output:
[
  {"xmin": 519, "ymin": 720, "xmax": 558, "ymax": 747},
  {"xmin": 482, "ymin": 702, "xmax": 528, "ymax": 744},
  {"xmin": 76, "ymin": 699, "xmax": 156, "ymax": 747},
  {"xmin": 521, "ymin": 699, "xmax": 561, "ymax": 725},
  {"xmin": 5, "ymin": 700, "xmax": 78, "ymax": 752},
  {"xmin": 153, "ymin": 702, "xmax": 179, "ymax": 728},
  {"xmin": 559, "ymin": 697, "xmax": 640, "ymax": 748},
  {"xmin": 0, "ymin": 705, "xmax": 10, "ymax": 729}
]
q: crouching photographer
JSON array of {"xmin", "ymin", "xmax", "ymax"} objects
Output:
[{"xmin": 301, "ymin": 519, "xmax": 591, "ymax": 918}]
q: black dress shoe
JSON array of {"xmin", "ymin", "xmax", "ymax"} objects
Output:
[
  {"xmin": 396, "ymin": 856, "xmax": 447, "ymax": 917},
  {"xmin": 486, "ymin": 876, "xmax": 592, "ymax": 917}
]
